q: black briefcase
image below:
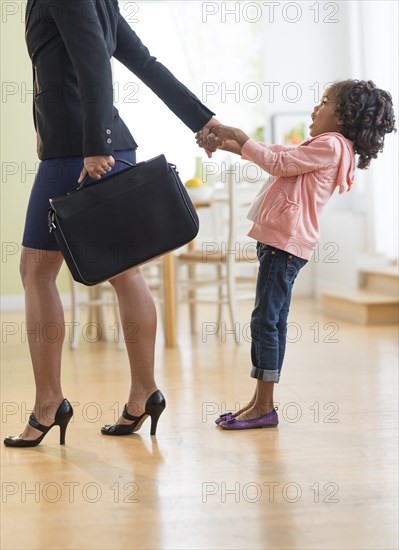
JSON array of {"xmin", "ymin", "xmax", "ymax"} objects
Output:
[{"xmin": 48, "ymin": 155, "xmax": 199, "ymax": 285}]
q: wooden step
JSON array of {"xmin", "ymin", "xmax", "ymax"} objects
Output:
[
  {"xmin": 322, "ymin": 288, "xmax": 399, "ymax": 325},
  {"xmin": 359, "ymin": 264, "xmax": 399, "ymax": 297}
]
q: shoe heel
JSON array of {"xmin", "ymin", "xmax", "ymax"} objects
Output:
[
  {"xmin": 58, "ymin": 415, "xmax": 72, "ymax": 445},
  {"xmin": 150, "ymin": 411, "xmax": 162, "ymax": 436},
  {"xmin": 146, "ymin": 390, "xmax": 166, "ymax": 436},
  {"xmin": 59, "ymin": 423, "xmax": 67, "ymax": 445},
  {"xmin": 55, "ymin": 399, "xmax": 73, "ymax": 445}
]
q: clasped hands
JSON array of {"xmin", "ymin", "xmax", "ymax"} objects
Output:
[{"xmin": 196, "ymin": 119, "xmax": 250, "ymax": 156}]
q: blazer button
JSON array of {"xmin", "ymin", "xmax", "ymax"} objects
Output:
[
  {"xmin": 106, "ymin": 129, "xmax": 112, "ymax": 135},
  {"xmin": 106, "ymin": 138, "xmax": 112, "ymax": 144}
]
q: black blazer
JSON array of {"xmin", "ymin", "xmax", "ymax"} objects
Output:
[{"xmin": 25, "ymin": 0, "xmax": 215, "ymax": 160}]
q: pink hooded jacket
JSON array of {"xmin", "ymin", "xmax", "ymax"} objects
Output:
[{"xmin": 241, "ymin": 132, "xmax": 355, "ymax": 260}]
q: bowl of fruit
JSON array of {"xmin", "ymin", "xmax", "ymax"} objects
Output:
[{"xmin": 184, "ymin": 178, "xmax": 213, "ymax": 202}]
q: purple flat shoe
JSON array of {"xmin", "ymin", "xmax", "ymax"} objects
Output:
[
  {"xmin": 219, "ymin": 407, "xmax": 279, "ymax": 430},
  {"xmin": 215, "ymin": 412, "xmax": 235, "ymax": 425}
]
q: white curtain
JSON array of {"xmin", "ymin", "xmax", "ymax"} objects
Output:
[
  {"xmin": 113, "ymin": 2, "xmax": 199, "ymax": 180},
  {"xmin": 350, "ymin": 1, "xmax": 399, "ymax": 260}
]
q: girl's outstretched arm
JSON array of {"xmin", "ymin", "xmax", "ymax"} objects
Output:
[{"xmin": 213, "ymin": 139, "xmax": 243, "ymax": 156}]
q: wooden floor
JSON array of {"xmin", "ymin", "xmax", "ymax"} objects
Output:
[{"xmin": 1, "ymin": 298, "xmax": 398, "ymax": 550}]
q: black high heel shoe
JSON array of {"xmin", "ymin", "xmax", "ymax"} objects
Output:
[
  {"xmin": 3, "ymin": 399, "xmax": 74, "ymax": 448},
  {"xmin": 101, "ymin": 390, "xmax": 166, "ymax": 436}
]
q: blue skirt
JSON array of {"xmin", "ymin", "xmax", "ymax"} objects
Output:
[{"xmin": 22, "ymin": 149, "xmax": 137, "ymax": 251}]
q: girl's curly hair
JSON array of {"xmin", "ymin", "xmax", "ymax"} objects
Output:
[{"xmin": 328, "ymin": 79, "xmax": 396, "ymax": 169}]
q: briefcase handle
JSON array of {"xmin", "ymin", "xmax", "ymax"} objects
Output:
[{"xmin": 78, "ymin": 158, "xmax": 136, "ymax": 189}]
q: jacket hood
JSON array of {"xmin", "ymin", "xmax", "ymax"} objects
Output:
[{"xmin": 303, "ymin": 132, "xmax": 355, "ymax": 194}]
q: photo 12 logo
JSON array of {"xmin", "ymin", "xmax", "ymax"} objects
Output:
[
  {"xmin": 202, "ymin": 2, "xmax": 340, "ymax": 24},
  {"xmin": 1, "ymin": 481, "xmax": 139, "ymax": 504},
  {"xmin": 201, "ymin": 81, "xmax": 336, "ymax": 105},
  {"xmin": 202, "ymin": 480, "xmax": 340, "ymax": 503}
]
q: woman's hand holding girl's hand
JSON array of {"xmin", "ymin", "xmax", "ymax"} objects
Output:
[
  {"xmin": 78, "ymin": 155, "xmax": 115, "ymax": 184},
  {"xmin": 196, "ymin": 122, "xmax": 251, "ymax": 156},
  {"xmin": 208, "ymin": 125, "xmax": 250, "ymax": 147},
  {"xmin": 206, "ymin": 132, "xmax": 225, "ymax": 151},
  {"xmin": 196, "ymin": 118, "xmax": 221, "ymax": 157}
]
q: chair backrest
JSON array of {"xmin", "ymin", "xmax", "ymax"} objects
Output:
[{"xmin": 208, "ymin": 161, "xmax": 267, "ymax": 264}]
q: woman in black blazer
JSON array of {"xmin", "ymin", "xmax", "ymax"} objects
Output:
[{"xmin": 4, "ymin": 0, "xmax": 219, "ymax": 447}]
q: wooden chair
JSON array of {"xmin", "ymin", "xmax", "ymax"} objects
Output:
[
  {"xmin": 69, "ymin": 278, "xmax": 122, "ymax": 349},
  {"xmin": 176, "ymin": 163, "xmax": 265, "ymax": 340},
  {"xmin": 68, "ymin": 258, "xmax": 165, "ymax": 349}
]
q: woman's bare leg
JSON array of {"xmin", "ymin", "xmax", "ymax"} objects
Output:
[
  {"xmin": 17, "ymin": 247, "xmax": 65, "ymax": 440},
  {"xmin": 109, "ymin": 267, "xmax": 158, "ymax": 423}
]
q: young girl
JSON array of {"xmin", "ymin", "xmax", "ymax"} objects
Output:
[{"xmin": 196, "ymin": 79, "xmax": 396, "ymax": 430}]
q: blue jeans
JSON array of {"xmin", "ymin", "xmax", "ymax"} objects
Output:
[{"xmin": 250, "ymin": 242, "xmax": 308, "ymax": 383}]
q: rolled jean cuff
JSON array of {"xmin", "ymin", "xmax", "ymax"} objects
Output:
[{"xmin": 251, "ymin": 366, "xmax": 280, "ymax": 383}]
